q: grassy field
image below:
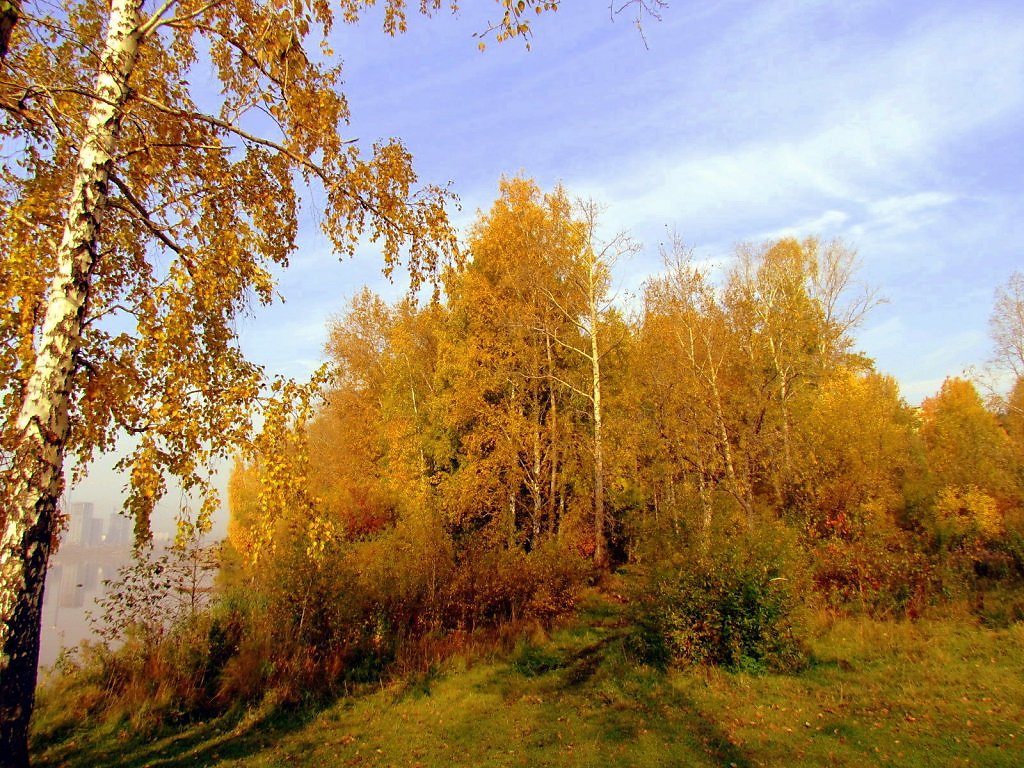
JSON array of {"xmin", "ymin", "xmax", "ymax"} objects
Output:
[{"xmin": 32, "ymin": 591, "xmax": 1024, "ymax": 767}]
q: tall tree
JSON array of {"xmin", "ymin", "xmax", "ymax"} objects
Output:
[
  {"xmin": 793, "ymin": 369, "xmax": 918, "ymax": 538},
  {"xmin": 0, "ymin": 0, "xmax": 515, "ymax": 760},
  {"xmin": 541, "ymin": 200, "xmax": 637, "ymax": 568},
  {"xmin": 634, "ymin": 236, "xmax": 877, "ymax": 543},
  {"xmin": 434, "ymin": 177, "xmax": 583, "ymax": 548},
  {"xmin": 722, "ymin": 237, "xmax": 876, "ymax": 515},
  {"xmin": 640, "ymin": 240, "xmax": 747, "ymax": 540},
  {"xmin": 919, "ymin": 377, "xmax": 1020, "ymax": 504}
]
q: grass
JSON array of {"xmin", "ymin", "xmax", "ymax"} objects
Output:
[{"xmin": 32, "ymin": 591, "xmax": 1024, "ymax": 767}]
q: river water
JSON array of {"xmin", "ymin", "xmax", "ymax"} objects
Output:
[{"xmin": 39, "ymin": 544, "xmax": 134, "ymax": 669}]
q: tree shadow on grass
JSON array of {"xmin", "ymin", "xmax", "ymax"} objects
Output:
[
  {"xmin": 33, "ymin": 699, "xmax": 324, "ymax": 768},
  {"xmin": 654, "ymin": 684, "xmax": 755, "ymax": 768},
  {"xmin": 500, "ymin": 626, "xmax": 756, "ymax": 768}
]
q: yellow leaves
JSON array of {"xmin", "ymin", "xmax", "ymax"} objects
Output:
[
  {"xmin": 935, "ymin": 485, "xmax": 1003, "ymax": 543},
  {"xmin": 305, "ymin": 514, "xmax": 340, "ymax": 563},
  {"xmin": 125, "ymin": 438, "xmax": 164, "ymax": 544},
  {"xmin": 228, "ymin": 369, "xmax": 329, "ymax": 568},
  {"xmin": 920, "ymin": 377, "xmax": 1019, "ymax": 500}
]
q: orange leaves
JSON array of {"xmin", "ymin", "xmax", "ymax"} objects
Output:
[{"xmin": 476, "ymin": 0, "xmax": 558, "ymax": 48}]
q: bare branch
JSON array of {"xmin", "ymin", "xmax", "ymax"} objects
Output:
[
  {"xmin": 108, "ymin": 173, "xmax": 185, "ymax": 255},
  {"xmin": 611, "ymin": 0, "xmax": 667, "ymax": 49},
  {"xmin": 990, "ymin": 271, "xmax": 1024, "ymax": 379},
  {"xmin": 137, "ymin": 0, "xmax": 185, "ymax": 39},
  {"xmin": 535, "ymin": 322, "xmax": 592, "ymax": 362},
  {"xmin": 153, "ymin": 0, "xmax": 225, "ymax": 35}
]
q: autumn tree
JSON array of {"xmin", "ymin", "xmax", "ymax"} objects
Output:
[
  {"xmin": 308, "ymin": 289, "xmax": 443, "ymax": 537},
  {"xmin": 633, "ymin": 235, "xmax": 879, "ymax": 553},
  {"xmin": 1005, "ymin": 376, "xmax": 1024, "ymax": 463},
  {"xmin": 0, "ymin": 0, "xmax": 601, "ymax": 759},
  {"xmin": 719, "ymin": 238, "xmax": 877, "ymax": 516},
  {"xmin": 639, "ymin": 241, "xmax": 747, "ymax": 542},
  {"xmin": 433, "ymin": 178, "xmax": 585, "ymax": 549},
  {"xmin": 919, "ymin": 377, "xmax": 1021, "ymax": 534},
  {"xmin": 539, "ymin": 199, "xmax": 638, "ymax": 568},
  {"xmin": 794, "ymin": 370, "xmax": 919, "ymax": 535}
]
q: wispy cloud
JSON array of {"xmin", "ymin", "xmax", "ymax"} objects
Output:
[
  {"xmin": 239, "ymin": 1, "xmax": 1024, "ymax": 401},
  {"xmin": 566, "ymin": 2, "xmax": 1024, "ymax": 244}
]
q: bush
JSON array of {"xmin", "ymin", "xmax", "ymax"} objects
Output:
[
  {"xmin": 631, "ymin": 521, "xmax": 809, "ymax": 672},
  {"xmin": 36, "ymin": 514, "xmax": 592, "ymax": 737},
  {"xmin": 440, "ymin": 538, "xmax": 588, "ymax": 630},
  {"xmin": 811, "ymin": 532, "xmax": 937, "ymax": 618}
]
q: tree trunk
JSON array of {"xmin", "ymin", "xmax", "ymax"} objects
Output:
[
  {"xmin": 531, "ymin": 415, "xmax": 542, "ymax": 545},
  {"xmin": 0, "ymin": 1, "xmax": 140, "ymax": 763},
  {"xmin": 590, "ymin": 265, "xmax": 607, "ymax": 570},
  {"xmin": 695, "ymin": 455, "xmax": 712, "ymax": 554},
  {"xmin": 0, "ymin": 501, "xmax": 53, "ymax": 768},
  {"xmin": 545, "ymin": 334, "xmax": 559, "ymax": 539}
]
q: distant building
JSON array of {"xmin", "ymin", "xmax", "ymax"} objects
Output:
[
  {"xmin": 79, "ymin": 561, "xmax": 100, "ymax": 591},
  {"xmin": 106, "ymin": 513, "xmax": 133, "ymax": 547},
  {"xmin": 66, "ymin": 502, "xmax": 95, "ymax": 546},
  {"xmin": 85, "ymin": 516, "xmax": 104, "ymax": 547},
  {"xmin": 58, "ymin": 569, "xmax": 84, "ymax": 609}
]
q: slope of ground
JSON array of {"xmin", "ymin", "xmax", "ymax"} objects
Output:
[{"xmin": 32, "ymin": 588, "xmax": 1024, "ymax": 767}]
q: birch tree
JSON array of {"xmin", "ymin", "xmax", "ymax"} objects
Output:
[
  {"xmin": 0, "ymin": 1, "xmax": 667, "ymax": 759},
  {"xmin": 541, "ymin": 199, "xmax": 637, "ymax": 568},
  {"xmin": 988, "ymin": 271, "xmax": 1024, "ymax": 400},
  {"xmin": 434, "ymin": 178, "xmax": 582, "ymax": 548},
  {"xmin": 641, "ymin": 242, "xmax": 750, "ymax": 540},
  {"xmin": 0, "ymin": 0, "xmax": 471, "ymax": 761}
]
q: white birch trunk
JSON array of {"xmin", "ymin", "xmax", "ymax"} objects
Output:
[
  {"xmin": 589, "ymin": 259, "xmax": 607, "ymax": 569},
  {"xmin": 0, "ymin": 1, "xmax": 141, "ymax": 762}
]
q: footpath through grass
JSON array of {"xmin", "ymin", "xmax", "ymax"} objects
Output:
[{"xmin": 33, "ymin": 588, "xmax": 1024, "ymax": 767}]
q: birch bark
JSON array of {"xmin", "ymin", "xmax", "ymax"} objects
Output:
[
  {"xmin": 589, "ymin": 257, "xmax": 607, "ymax": 569},
  {"xmin": 0, "ymin": 1, "xmax": 142, "ymax": 763}
]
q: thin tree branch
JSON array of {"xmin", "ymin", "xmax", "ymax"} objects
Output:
[
  {"xmin": 108, "ymin": 173, "xmax": 186, "ymax": 256},
  {"xmin": 10, "ymin": 212, "xmax": 58, "ymax": 252},
  {"xmin": 134, "ymin": 93, "xmax": 409, "ymax": 240},
  {"xmin": 152, "ymin": 0, "xmax": 224, "ymax": 35},
  {"xmin": 528, "ymin": 370, "xmax": 592, "ymax": 403}
]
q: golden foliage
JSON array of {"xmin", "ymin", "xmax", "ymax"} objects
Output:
[{"xmin": 935, "ymin": 485, "xmax": 1003, "ymax": 543}]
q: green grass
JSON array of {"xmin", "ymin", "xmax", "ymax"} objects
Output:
[{"xmin": 32, "ymin": 592, "xmax": 1024, "ymax": 767}]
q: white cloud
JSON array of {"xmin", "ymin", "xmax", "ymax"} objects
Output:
[
  {"xmin": 756, "ymin": 209, "xmax": 851, "ymax": 242},
  {"xmin": 865, "ymin": 193, "xmax": 957, "ymax": 224},
  {"xmin": 565, "ymin": 3, "xmax": 1024, "ymax": 244},
  {"xmin": 856, "ymin": 314, "xmax": 908, "ymax": 354},
  {"xmin": 901, "ymin": 376, "xmax": 946, "ymax": 406}
]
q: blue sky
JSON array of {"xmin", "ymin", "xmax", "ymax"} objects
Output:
[
  {"xmin": 72, "ymin": 0, "xmax": 1024, "ymax": 529},
  {"xmin": 238, "ymin": 0, "xmax": 1024, "ymax": 403}
]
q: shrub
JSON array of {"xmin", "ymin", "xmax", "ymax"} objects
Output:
[
  {"xmin": 440, "ymin": 538, "xmax": 588, "ymax": 630},
  {"xmin": 631, "ymin": 521, "xmax": 809, "ymax": 673},
  {"xmin": 811, "ymin": 532, "xmax": 937, "ymax": 618}
]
